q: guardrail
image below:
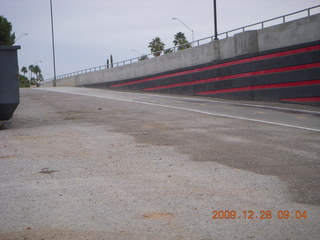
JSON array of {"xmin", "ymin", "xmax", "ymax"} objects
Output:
[{"xmin": 45, "ymin": 5, "xmax": 320, "ymax": 82}]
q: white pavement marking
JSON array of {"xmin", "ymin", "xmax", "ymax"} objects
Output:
[
  {"xmin": 38, "ymin": 88, "xmax": 320, "ymax": 132},
  {"xmin": 104, "ymin": 89, "xmax": 320, "ymax": 114}
]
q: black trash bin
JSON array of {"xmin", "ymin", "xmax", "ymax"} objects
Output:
[{"xmin": 0, "ymin": 46, "xmax": 20, "ymax": 121}]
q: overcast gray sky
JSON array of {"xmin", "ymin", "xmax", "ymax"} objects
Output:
[{"xmin": 2, "ymin": 0, "xmax": 320, "ymax": 79}]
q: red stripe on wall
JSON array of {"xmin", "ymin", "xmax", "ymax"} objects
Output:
[
  {"xmin": 109, "ymin": 44, "xmax": 320, "ymax": 88},
  {"xmin": 280, "ymin": 97, "xmax": 320, "ymax": 102},
  {"xmin": 195, "ymin": 80, "xmax": 320, "ymax": 95},
  {"xmin": 143, "ymin": 63, "xmax": 320, "ymax": 91}
]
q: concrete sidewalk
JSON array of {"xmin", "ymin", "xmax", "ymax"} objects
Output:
[{"xmin": 0, "ymin": 88, "xmax": 319, "ymax": 240}]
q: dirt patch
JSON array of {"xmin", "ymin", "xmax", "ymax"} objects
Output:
[
  {"xmin": 39, "ymin": 168, "xmax": 57, "ymax": 174},
  {"xmin": 143, "ymin": 212, "xmax": 175, "ymax": 219},
  {"xmin": 0, "ymin": 155, "xmax": 16, "ymax": 159},
  {"xmin": 0, "ymin": 229, "xmax": 131, "ymax": 240}
]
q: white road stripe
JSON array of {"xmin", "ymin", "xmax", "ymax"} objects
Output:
[
  {"xmin": 85, "ymin": 88, "xmax": 320, "ymax": 114},
  {"xmin": 37, "ymin": 88, "xmax": 320, "ymax": 132}
]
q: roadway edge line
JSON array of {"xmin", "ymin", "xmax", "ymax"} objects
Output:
[{"xmin": 36, "ymin": 88, "xmax": 320, "ymax": 132}]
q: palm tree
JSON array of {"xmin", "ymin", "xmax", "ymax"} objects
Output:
[
  {"xmin": 28, "ymin": 64, "xmax": 35, "ymax": 79},
  {"xmin": 148, "ymin": 37, "xmax": 165, "ymax": 57},
  {"xmin": 173, "ymin": 32, "xmax": 191, "ymax": 51},
  {"xmin": 28, "ymin": 65, "xmax": 35, "ymax": 87},
  {"xmin": 33, "ymin": 65, "xmax": 41, "ymax": 78},
  {"xmin": 21, "ymin": 66, "xmax": 28, "ymax": 76},
  {"xmin": 36, "ymin": 73, "xmax": 44, "ymax": 86}
]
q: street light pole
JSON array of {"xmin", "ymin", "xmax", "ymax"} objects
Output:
[
  {"xmin": 50, "ymin": 0, "xmax": 57, "ymax": 87},
  {"xmin": 33, "ymin": 60, "xmax": 42, "ymax": 65},
  {"xmin": 172, "ymin": 17, "xmax": 194, "ymax": 43},
  {"xmin": 131, "ymin": 49, "xmax": 143, "ymax": 55},
  {"xmin": 15, "ymin": 33, "xmax": 28, "ymax": 43},
  {"xmin": 213, "ymin": 0, "xmax": 218, "ymax": 40}
]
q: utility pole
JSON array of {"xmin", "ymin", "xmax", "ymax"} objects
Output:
[
  {"xmin": 50, "ymin": 0, "xmax": 57, "ymax": 87},
  {"xmin": 213, "ymin": 0, "xmax": 218, "ymax": 40}
]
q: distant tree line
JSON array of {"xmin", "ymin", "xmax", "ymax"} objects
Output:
[
  {"xmin": 147, "ymin": 32, "xmax": 191, "ymax": 58},
  {"xmin": 19, "ymin": 65, "xmax": 43, "ymax": 87}
]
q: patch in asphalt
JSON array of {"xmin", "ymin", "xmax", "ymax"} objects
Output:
[
  {"xmin": 39, "ymin": 168, "xmax": 58, "ymax": 174},
  {"xmin": 143, "ymin": 212, "xmax": 175, "ymax": 219}
]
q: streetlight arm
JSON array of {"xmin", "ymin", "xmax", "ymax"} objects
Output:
[
  {"xmin": 33, "ymin": 60, "xmax": 42, "ymax": 65},
  {"xmin": 172, "ymin": 17, "xmax": 194, "ymax": 42},
  {"xmin": 131, "ymin": 49, "xmax": 143, "ymax": 55},
  {"xmin": 15, "ymin": 33, "xmax": 28, "ymax": 42},
  {"xmin": 172, "ymin": 17, "xmax": 193, "ymax": 32}
]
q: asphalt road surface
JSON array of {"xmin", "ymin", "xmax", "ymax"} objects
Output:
[{"xmin": 0, "ymin": 87, "xmax": 319, "ymax": 240}]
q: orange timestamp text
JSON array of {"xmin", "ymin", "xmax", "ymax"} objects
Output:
[{"xmin": 212, "ymin": 210, "xmax": 308, "ymax": 220}]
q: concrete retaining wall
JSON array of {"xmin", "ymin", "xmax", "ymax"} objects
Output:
[
  {"xmin": 258, "ymin": 13, "xmax": 320, "ymax": 51},
  {"xmin": 43, "ymin": 41, "xmax": 220, "ymax": 87},
  {"xmin": 86, "ymin": 41, "xmax": 320, "ymax": 106},
  {"xmin": 42, "ymin": 14, "xmax": 320, "ymax": 105}
]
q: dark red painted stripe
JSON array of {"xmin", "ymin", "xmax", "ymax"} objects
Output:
[
  {"xmin": 280, "ymin": 97, "xmax": 320, "ymax": 102},
  {"xmin": 110, "ymin": 44, "xmax": 320, "ymax": 88},
  {"xmin": 143, "ymin": 63, "xmax": 320, "ymax": 91},
  {"xmin": 195, "ymin": 80, "xmax": 320, "ymax": 95}
]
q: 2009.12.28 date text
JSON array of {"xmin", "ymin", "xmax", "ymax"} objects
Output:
[{"xmin": 212, "ymin": 210, "xmax": 308, "ymax": 220}]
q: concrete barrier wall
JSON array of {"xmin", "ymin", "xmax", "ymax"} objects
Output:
[
  {"xmin": 42, "ymin": 41, "xmax": 220, "ymax": 87},
  {"xmin": 86, "ymin": 41, "xmax": 320, "ymax": 106},
  {"xmin": 42, "ymin": 14, "xmax": 320, "ymax": 105},
  {"xmin": 258, "ymin": 13, "xmax": 320, "ymax": 51}
]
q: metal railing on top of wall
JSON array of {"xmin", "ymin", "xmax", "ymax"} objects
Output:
[{"xmin": 45, "ymin": 5, "xmax": 320, "ymax": 83}]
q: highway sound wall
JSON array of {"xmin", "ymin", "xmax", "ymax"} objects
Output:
[{"xmin": 44, "ymin": 14, "xmax": 320, "ymax": 105}]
